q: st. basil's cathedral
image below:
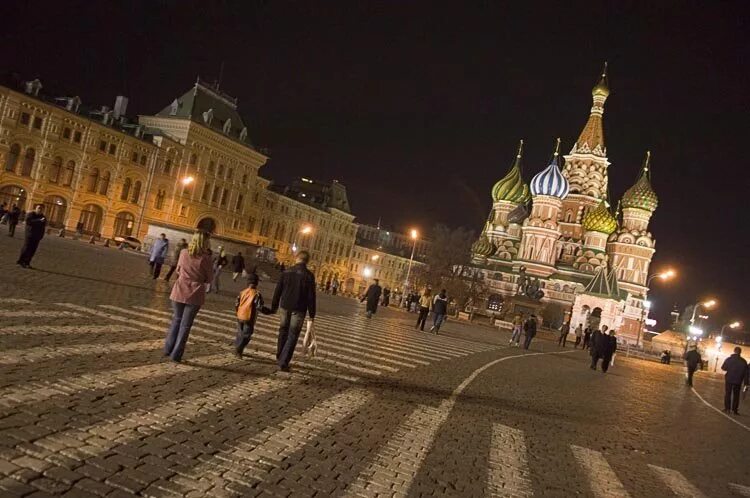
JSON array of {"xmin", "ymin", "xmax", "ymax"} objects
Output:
[{"xmin": 470, "ymin": 66, "xmax": 659, "ymax": 344}]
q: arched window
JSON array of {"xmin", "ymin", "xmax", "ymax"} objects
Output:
[
  {"xmin": 189, "ymin": 153, "xmax": 197, "ymax": 165},
  {"xmin": 131, "ymin": 180, "xmax": 142, "ymax": 204},
  {"xmin": 196, "ymin": 217, "xmax": 217, "ymax": 233},
  {"xmin": 5, "ymin": 143, "xmax": 20, "ymax": 172},
  {"xmin": 49, "ymin": 156, "xmax": 62, "ymax": 183},
  {"xmin": 62, "ymin": 160, "xmax": 75, "ymax": 186},
  {"xmin": 87, "ymin": 168, "xmax": 99, "ymax": 192},
  {"xmin": 99, "ymin": 171, "xmax": 111, "ymax": 195},
  {"xmin": 21, "ymin": 148, "xmax": 35, "ymax": 176},
  {"xmin": 155, "ymin": 189, "xmax": 166, "ymax": 210},
  {"xmin": 120, "ymin": 178, "xmax": 132, "ymax": 201},
  {"xmin": 163, "ymin": 159, "xmax": 172, "ymax": 175}
]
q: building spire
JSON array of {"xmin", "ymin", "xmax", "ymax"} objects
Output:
[{"xmin": 572, "ymin": 64, "xmax": 609, "ymax": 157}]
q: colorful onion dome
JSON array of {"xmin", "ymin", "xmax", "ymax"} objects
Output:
[
  {"xmin": 530, "ymin": 138, "xmax": 570, "ymax": 199},
  {"xmin": 583, "ymin": 200, "xmax": 618, "ymax": 234},
  {"xmin": 471, "ymin": 233, "xmax": 495, "ymax": 258},
  {"xmin": 492, "ymin": 140, "xmax": 531, "ymax": 204},
  {"xmin": 592, "ymin": 62, "xmax": 610, "ymax": 98},
  {"xmin": 622, "ymin": 151, "xmax": 658, "ymax": 212}
]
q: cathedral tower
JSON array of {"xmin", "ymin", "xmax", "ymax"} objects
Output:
[
  {"xmin": 607, "ymin": 151, "xmax": 659, "ymax": 295},
  {"xmin": 574, "ymin": 199, "xmax": 617, "ymax": 273},
  {"xmin": 518, "ymin": 139, "xmax": 569, "ymax": 276}
]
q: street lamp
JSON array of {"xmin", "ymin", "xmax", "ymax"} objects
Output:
[
  {"xmin": 647, "ymin": 269, "xmax": 676, "ymax": 285},
  {"xmin": 181, "ymin": 176, "xmax": 195, "ymax": 185},
  {"xmin": 719, "ymin": 320, "xmax": 741, "ymax": 338},
  {"xmin": 690, "ymin": 299, "xmax": 717, "ymax": 326},
  {"xmin": 636, "ymin": 300, "xmax": 652, "ymax": 348},
  {"xmin": 688, "ymin": 325, "xmax": 704, "ymax": 337},
  {"xmin": 363, "ymin": 266, "xmax": 373, "ymax": 278},
  {"xmin": 403, "ymin": 228, "xmax": 418, "ymax": 291},
  {"xmin": 292, "ymin": 225, "xmax": 313, "ymax": 256}
]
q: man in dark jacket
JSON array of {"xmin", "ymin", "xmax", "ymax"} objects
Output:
[
  {"xmin": 522, "ymin": 315, "xmax": 537, "ymax": 350},
  {"xmin": 7, "ymin": 204, "xmax": 21, "ymax": 237},
  {"xmin": 684, "ymin": 345, "xmax": 702, "ymax": 387},
  {"xmin": 231, "ymin": 251, "xmax": 245, "ymax": 282},
  {"xmin": 558, "ymin": 321, "xmax": 571, "ymax": 347},
  {"xmin": 590, "ymin": 327, "xmax": 616, "ymax": 372},
  {"xmin": 721, "ymin": 347, "xmax": 749, "ymax": 415},
  {"xmin": 361, "ymin": 279, "xmax": 382, "ymax": 319},
  {"xmin": 271, "ymin": 250, "xmax": 317, "ymax": 372},
  {"xmin": 16, "ymin": 204, "xmax": 46, "ymax": 268}
]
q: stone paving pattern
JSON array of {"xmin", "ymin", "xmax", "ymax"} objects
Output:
[{"xmin": 0, "ymin": 235, "xmax": 748, "ymax": 497}]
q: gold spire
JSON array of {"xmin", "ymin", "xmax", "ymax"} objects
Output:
[
  {"xmin": 592, "ymin": 61, "xmax": 609, "ymax": 98},
  {"xmin": 573, "ymin": 64, "xmax": 609, "ymax": 157},
  {"xmin": 516, "ymin": 139, "xmax": 524, "ymax": 160},
  {"xmin": 553, "ymin": 137, "xmax": 561, "ymax": 156}
]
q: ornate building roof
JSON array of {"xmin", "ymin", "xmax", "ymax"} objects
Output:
[
  {"xmin": 583, "ymin": 265, "xmax": 623, "ymax": 299},
  {"xmin": 582, "ymin": 200, "xmax": 618, "ymax": 234},
  {"xmin": 491, "ymin": 140, "xmax": 531, "ymax": 204},
  {"xmin": 530, "ymin": 139, "xmax": 570, "ymax": 199},
  {"xmin": 572, "ymin": 63, "xmax": 608, "ymax": 157},
  {"xmin": 471, "ymin": 232, "xmax": 495, "ymax": 258},
  {"xmin": 622, "ymin": 151, "xmax": 658, "ymax": 212}
]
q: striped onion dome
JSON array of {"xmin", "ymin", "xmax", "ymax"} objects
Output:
[
  {"xmin": 491, "ymin": 140, "xmax": 531, "ymax": 204},
  {"xmin": 471, "ymin": 233, "xmax": 495, "ymax": 258},
  {"xmin": 583, "ymin": 200, "xmax": 618, "ymax": 234},
  {"xmin": 530, "ymin": 138, "xmax": 570, "ymax": 199},
  {"xmin": 622, "ymin": 151, "xmax": 658, "ymax": 212}
]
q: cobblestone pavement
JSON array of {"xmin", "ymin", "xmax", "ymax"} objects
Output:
[{"xmin": 0, "ymin": 235, "xmax": 749, "ymax": 497}]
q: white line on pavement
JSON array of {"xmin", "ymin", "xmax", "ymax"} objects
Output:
[
  {"xmin": 0, "ymin": 324, "xmax": 138, "ymax": 336},
  {"xmin": 487, "ymin": 423, "xmax": 532, "ymax": 497},
  {"xmin": 0, "ymin": 310, "xmax": 81, "ymax": 317},
  {"xmin": 570, "ymin": 445, "xmax": 630, "ymax": 498},
  {"xmin": 729, "ymin": 483, "xmax": 750, "ymax": 496},
  {"xmin": 0, "ymin": 339, "xmax": 162, "ymax": 365},
  {"xmin": 691, "ymin": 387, "xmax": 750, "ymax": 432},
  {"xmin": 648, "ymin": 464, "xmax": 707, "ymax": 498},
  {"xmin": 0, "ymin": 298, "xmax": 35, "ymax": 305}
]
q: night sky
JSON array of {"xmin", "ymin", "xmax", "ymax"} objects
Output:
[{"xmin": 2, "ymin": 1, "xmax": 748, "ymax": 330}]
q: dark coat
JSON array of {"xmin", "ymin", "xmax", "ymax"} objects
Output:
[
  {"xmin": 594, "ymin": 334, "xmax": 617, "ymax": 357},
  {"xmin": 432, "ymin": 295, "xmax": 448, "ymax": 315},
  {"xmin": 8, "ymin": 207, "xmax": 21, "ymax": 225},
  {"xmin": 271, "ymin": 263, "xmax": 317, "ymax": 318},
  {"xmin": 24, "ymin": 211, "xmax": 47, "ymax": 239},
  {"xmin": 361, "ymin": 284, "xmax": 382, "ymax": 313},
  {"xmin": 721, "ymin": 354, "xmax": 749, "ymax": 385},
  {"xmin": 685, "ymin": 350, "xmax": 702, "ymax": 369},
  {"xmin": 523, "ymin": 318, "xmax": 537, "ymax": 337},
  {"xmin": 231, "ymin": 254, "xmax": 245, "ymax": 272}
]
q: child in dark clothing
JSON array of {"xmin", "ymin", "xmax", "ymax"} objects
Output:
[{"xmin": 234, "ymin": 273, "xmax": 271, "ymax": 358}]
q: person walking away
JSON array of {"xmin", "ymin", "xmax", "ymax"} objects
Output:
[
  {"xmin": 684, "ymin": 345, "xmax": 702, "ymax": 387},
  {"xmin": 558, "ymin": 321, "xmax": 571, "ymax": 347},
  {"xmin": 149, "ymin": 233, "xmax": 169, "ymax": 279},
  {"xmin": 509, "ymin": 314, "xmax": 524, "ymax": 346},
  {"xmin": 7, "ymin": 204, "xmax": 21, "ymax": 237},
  {"xmin": 16, "ymin": 204, "xmax": 47, "ymax": 268},
  {"xmin": 382, "ymin": 287, "xmax": 390, "ymax": 307},
  {"xmin": 231, "ymin": 251, "xmax": 245, "ymax": 282},
  {"xmin": 721, "ymin": 347, "xmax": 749, "ymax": 415},
  {"xmin": 164, "ymin": 239, "xmax": 187, "ymax": 281},
  {"xmin": 415, "ymin": 288, "xmax": 432, "ymax": 331},
  {"xmin": 331, "ymin": 278, "xmax": 339, "ymax": 295},
  {"xmin": 602, "ymin": 330, "xmax": 618, "ymax": 372},
  {"xmin": 522, "ymin": 314, "xmax": 538, "ymax": 350},
  {"xmin": 163, "ymin": 231, "xmax": 213, "ymax": 362},
  {"xmin": 234, "ymin": 273, "xmax": 271, "ymax": 358},
  {"xmin": 430, "ymin": 289, "xmax": 449, "ymax": 334},
  {"xmin": 209, "ymin": 246, "xmax": 228, "ymax": 293},
  {"xmin": 270, "ymin": 250, "xmax": 316, "ymax": 372},
  {"xmin": 583, "ymin": 326, "xmax": 593, "ymax": 349},
  {"xmin": 361, "ymin": 279, "xmax": 382, "ymax": 319},
  {"xmin": 573, "ymin": 324, "xmax": 583, "ymax": 349},
  {"xmin": 590, "ymin": 327, "xmax": 614, "ymax": 372}
]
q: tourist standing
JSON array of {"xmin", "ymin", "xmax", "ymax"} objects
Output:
[
  {"xmin": 16, "ymin": 204, "xmax": 47, "ymax": 269},
  {"xmin": 522, "ymin": 314, "xmax": 537, "ymax": 350},
  {"xmin": 684, "ymin": 345, "xmax": 702, "ymax": 387},
  {"xmin": 582, "ymin": 326, "xmax": 593, "ymax": 349},
  {"xmin": 721, "ymin": 347, "xmax": 749, "ymax": 415},
  {"xmin": 558, "ymin": 321, "xmax": 571, "ymax": 347},
  {"xmin": 415, "ymin": 288, "xmax": 432, "ymax": 331},
  {"xmin": 163, "ymin": 231, "xmax": 213, "ymax": 362},
  {"xmin": 382, "ymin": 287, "xmax": 391, "ymax": 307},
  {"xmin": 573, "ymin": 324, "xmax": 583, "ymax": 348},
  {"xmin": 270, "ymin": 250, "xmax": 317, "ymax": 372},
  {"xmin": 331, "ymin": 278, "xmax": 339, "ymax": 295},
  {"xmin": 231, "ymin": 251, "xmax": 245, "ymax": 282},
  {"xmin": 510, "ymin": 314, "xmax": 524, "ymax": 347},
  {"xmin": 149, "ymin": 233, "xmax": 169, "ymax": 279},
  {"xmin": 7, "ymin": 204, "xmax": 20, "ymax": 237},
  {"xmin": 430, "ymin": 289, "xmax": 449, "ymax": 334},
  {"xmin": 361, "ymin": 279, "xmax": 382, "ymax": 319},
  {"xmin": 590, "ymin": 328, "xmax": 616, "ymax": 372},
  {"xmin": 209, "ymin": 246, "xmax": 228, "ymax": 293},
  {"xmin": 164, "ymin": 238, "xmax": 188, "ymax": 281}
]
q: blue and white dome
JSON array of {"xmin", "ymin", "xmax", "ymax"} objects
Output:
[{"xmin": 530, "ymin": 139, "xmax": 570, "ymax": 199}]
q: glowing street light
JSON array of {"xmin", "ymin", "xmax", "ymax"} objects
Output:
[
  {"xmin": 371, "ymin": 255, "xmax": 380, "ymax": 262},
  {"xmin": 404, "ymin": 228, "xmax": 419, "ymax": 290},
  {"xmin": 647, "ymin": 269, "xmax": 676, "ymax": 285},
  {"xmin": 636, "ymin": 300, "xmax": 654, "ymax": 348},
  {"xmin": 720, "ymin": 320, "xmax": 742, "ymax": 338},
  {"xmin": 363, "ymin": 266, "xmax": 373, "ymax": 278},
  {"xmin": 300, "ymin": 225, "xmax": 313, "ymax": 235},
  {"xmin": 690, "ymin": 298, "xmax": 717, "ymax": 326},
  {"xmin": 181, "ymin": 176, "xmax": 195, "ymax": 185},
  {"xmin": 410, "ymin": 229, "xmax": 418, "ymax": 240},
  {"xmin": 688, "ymin": 325, "xmax": 704, "ymax": 337}
]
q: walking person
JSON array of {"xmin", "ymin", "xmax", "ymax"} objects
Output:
[
  {"xmin": 164, "ymin": 239, "xmax": 188, "ymax": 281},
  {"xmin": 163, "ymin": 231, "xmax": 213, "ymax": 362},
  {"xmin": 582, "ymin": 326, "xmax": 593, "ymax": 349},
  {"xmin": 16, "ymin": 204, "xmax": 47, "ymax": 269},
  {"xmin": 270, "ymin": 250, "xmax": 316, "ymax": 372},
  {"xmin": 558, "ymin": 320, "xmax": 571, "ymax": 347},
  {"xmin": 522, "ymin": 314, "xmax": 538, "ymax": 350},
  {"xmin": 430, "ymin": 289, "xmax": 448, "ymax": 334},
  {"xmin": 209, "ymin": 246, "xmax": 228, "ymax": 293},
  {"xmin": 573, "ymin": 324, "xmax": 583, "ymax": 349},
  {"xmin": 0, "ymin": 202, "xmax": 7, "ymax": 224},
  {"xmin": 721, "ymin": 347, "xmax": 749, "ymax": 415},
  {"xmin": 234, "ymin": 273, "xmax": 270, "ymax": 358},
  {"xmin": 7, "ymin": 204, "xmax": 20, "ymax": 237},
  {"xmin": 415, "ymin": 288, "xmax": 432, "ymax": 331},
  {"xmin": 361, "ymin": 279, "xmax": 382, "ymax": 319},
  {"xmin": 590, "ymin": 328, "xmax": 616, "ymax": 372},
  {"xmin": 149, "ymin": 233, "xmax": 169, "ymax": 279},
  {"xmin": 509, "ymin": 314, "xmax": 524, "ymax": 346},
  {"xmin": 684, "ymin": 345, "xmax": 702, "ymax": 387},
  {"xmin": 331, "ymin": 278, "xmax": 339, "ymax": 295},
  {"xmin": 231, "ymin": 251, "xmax": 245, "ymax": 282},
  {"xmin": 382, "ymin": 287, "xmax": 390, "ymax": 307}
]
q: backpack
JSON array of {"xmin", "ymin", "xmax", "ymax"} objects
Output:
[{"xmin": 236, "ymin": 288, "xmax": 259, "ymax": 321}]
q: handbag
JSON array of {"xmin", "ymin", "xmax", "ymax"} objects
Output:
[{"xmin": 302, "ymin": 319, "xmax": 318, "ymax": 357}]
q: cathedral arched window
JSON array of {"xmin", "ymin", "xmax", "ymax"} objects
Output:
[
  {"xmin": 5, "ymin": 143, "xmax": 20, "ymax": 172},
  {"xmin": 21, "ymin": 148, "xmax": 35, "ymax": 176},
  {"xmin": 120, "ymin": 178, "xmax": 131, "ymax": 201},
  {"xmin": 49, "ymin": 156, "xmax": 62, "ymax": 183},
  {"xmin": 99, "ymin": 171, "xmax": 111, "ymax": 195},
  {"xmin": 87, "ymin": 168, "xmax": 99, "ymax": 192},
  {"xmin": 131, "ymin": 180, "xmax": 142, "ymax": 204},
  {"xmin": 62, "ymin": 161, "xmax": 76, "ymax": 186}
]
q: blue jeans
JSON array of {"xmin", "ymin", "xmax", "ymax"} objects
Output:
[
  {"xmin": 277, "ymin": 308, "xmax": 306, "ymax": 369},
  {"xmin": 235, "ymin": 320, "xmax": 255, "ymax": 354},
  {"xmin": 432, "ymin": 313, "xmax": 446, "ymax": 332},
  {"xmin": 164, "ymin": 301, "xmax": 201, "ymax": 361}
]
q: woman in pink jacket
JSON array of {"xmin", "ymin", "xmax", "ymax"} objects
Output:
[{"xmin": 163, "ymin": 231, "xmax": 213, "ymax": 362}]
